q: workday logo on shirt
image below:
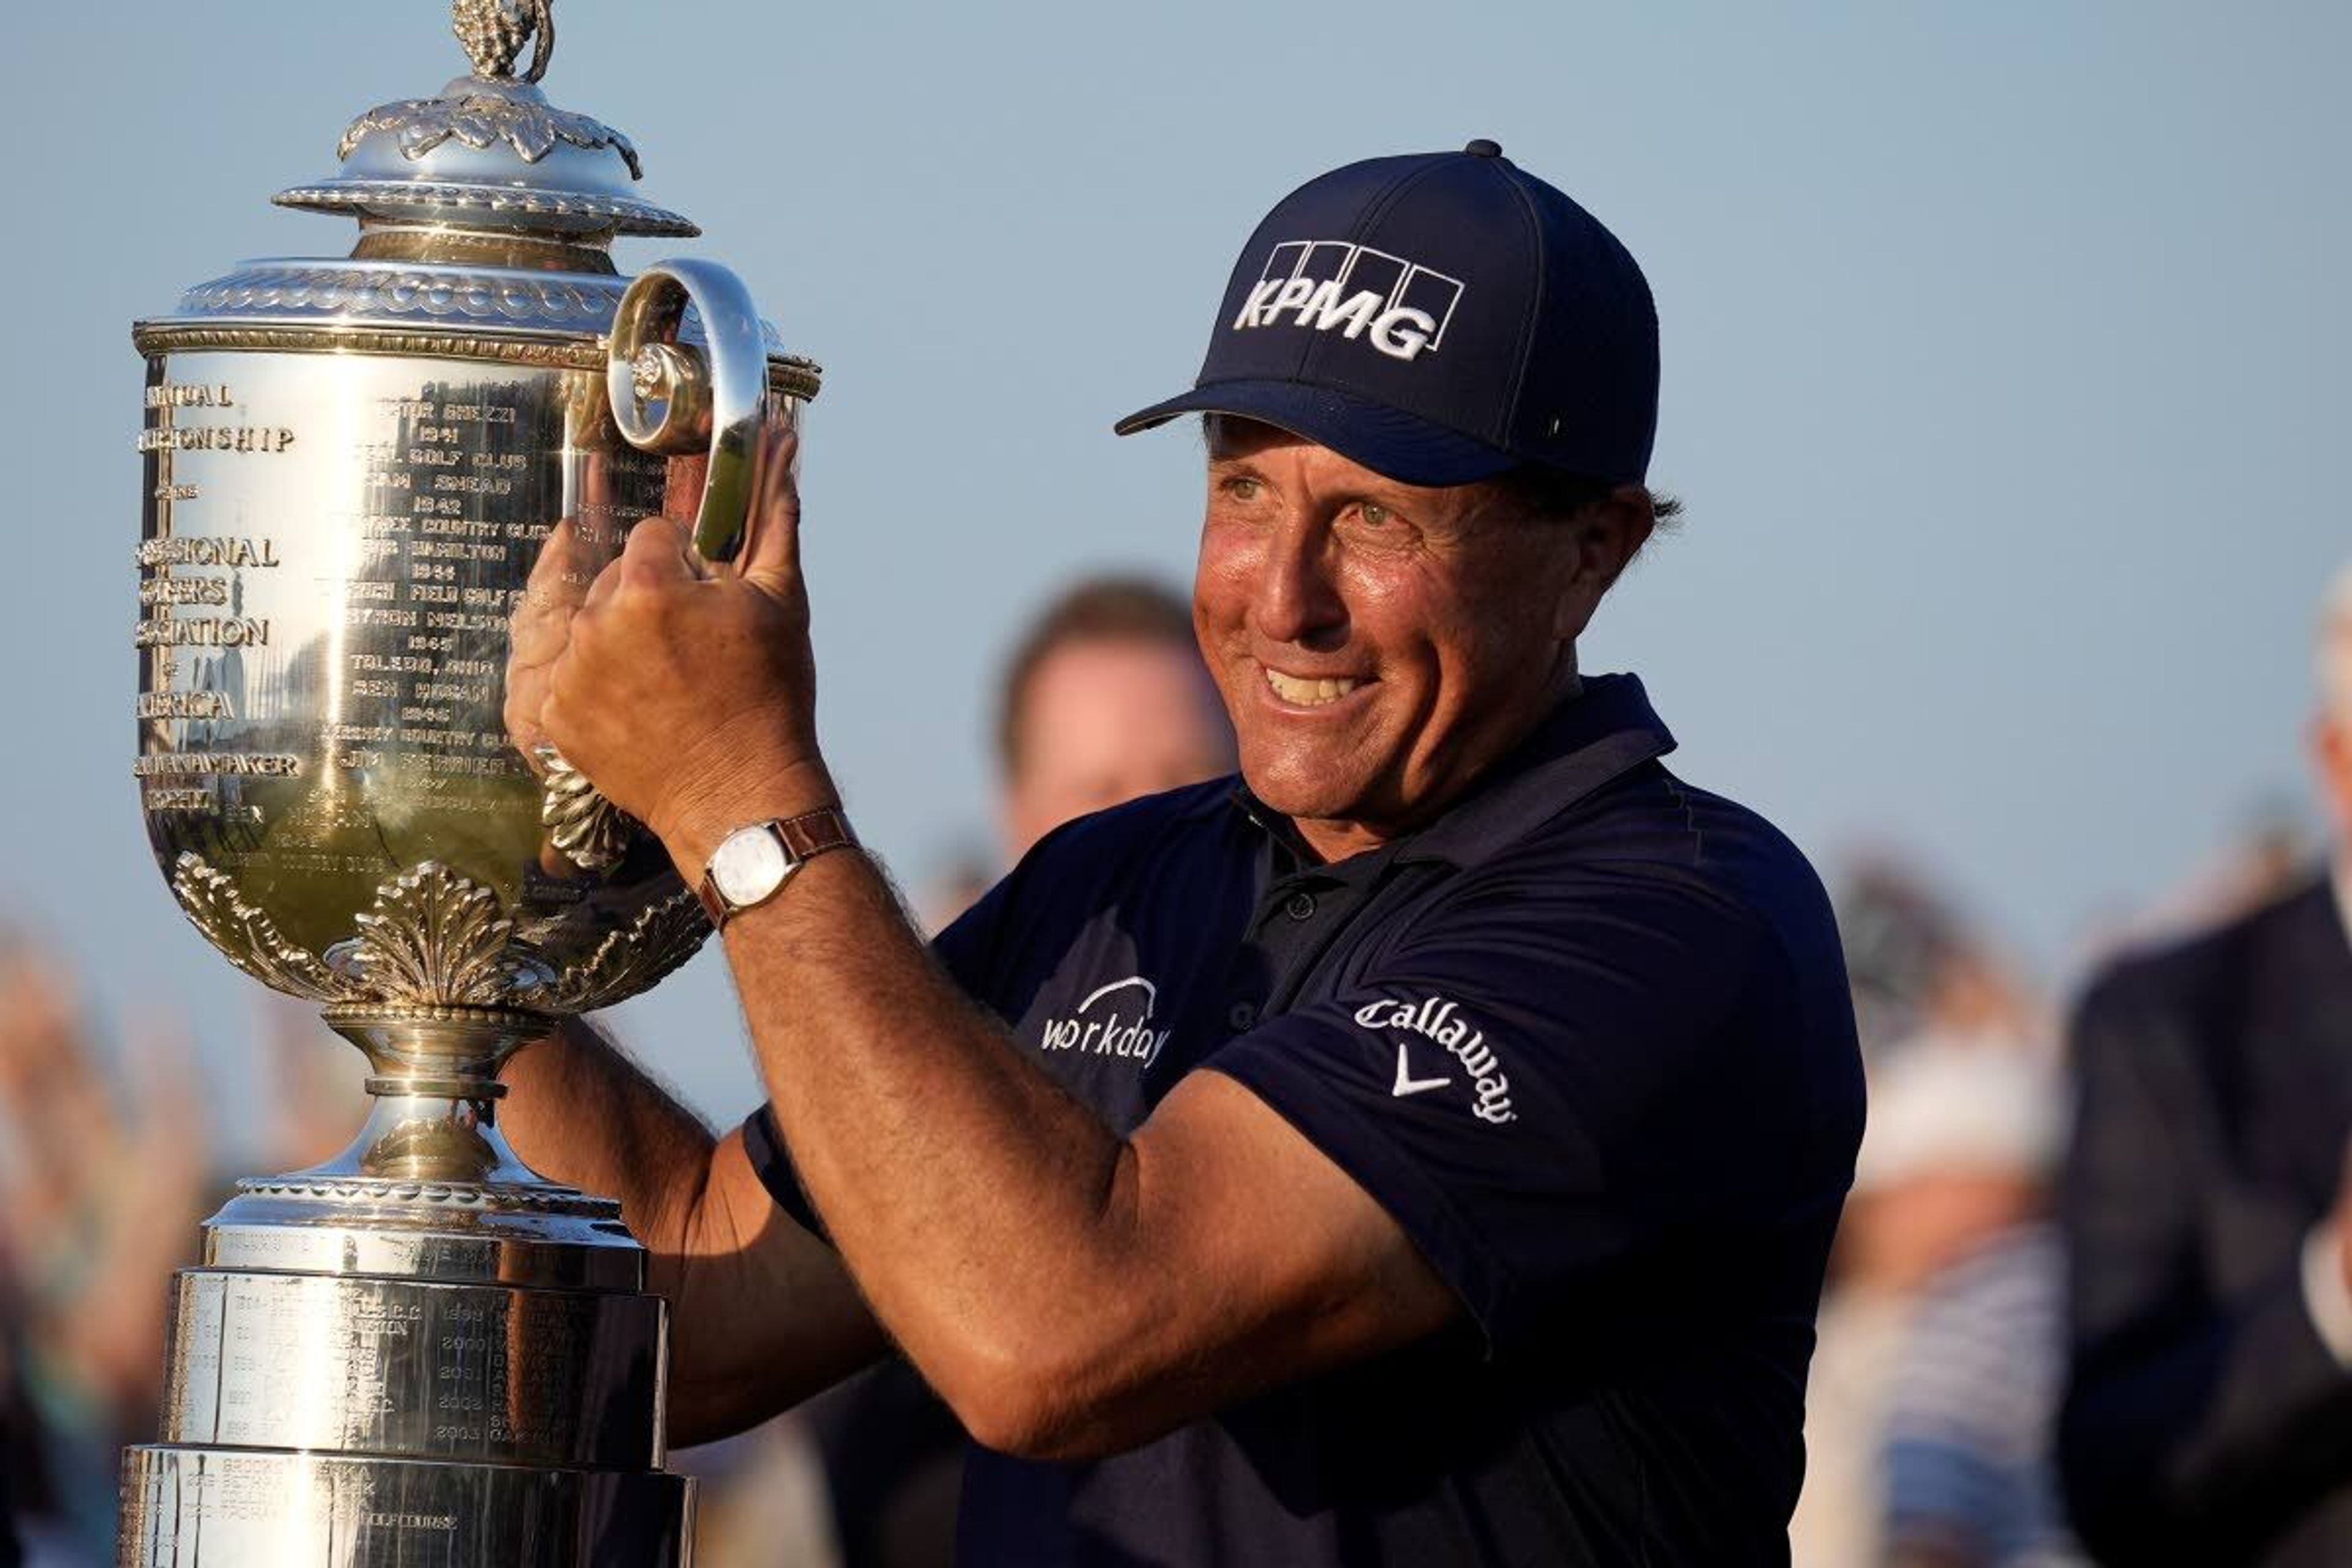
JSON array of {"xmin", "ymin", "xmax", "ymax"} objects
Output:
[
  {"xmin": 1354, "ymin": 995, "xmax": 1518, "ymax": 1125},
  {"xmin": 1040, "ymin": 975, "xmax": 1172, "ymax": 1068},
  {"xmin": 1230, "ymin": 240, "xmax": 1467, "ymax": 363}
]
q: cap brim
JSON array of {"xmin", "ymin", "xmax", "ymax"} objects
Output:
[{"xmin": 1114, "ymin": 380, "xmax": 1515, "ymax": 488}]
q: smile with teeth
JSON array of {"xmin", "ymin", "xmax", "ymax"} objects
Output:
[{"xmin": 1263, "ymin": 667, "xmax": 1363, "ymax": 707}]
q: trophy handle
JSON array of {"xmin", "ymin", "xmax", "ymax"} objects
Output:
[{"xmin": 606, "ymin": 258, "xmax": 772, "ymax": 563}]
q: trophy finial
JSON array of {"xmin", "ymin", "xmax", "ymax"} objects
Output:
[{"xmin": 453, "ymin": 0, "xmax": 554, "ymax": 84}]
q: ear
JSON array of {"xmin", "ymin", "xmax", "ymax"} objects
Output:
[
  {"xmin": 1596, "ymin": 484, "xmax": 1657, "ymax": 582},
  {"xmin": 1550, "ymin": 487, "xmax": 1656, "ymax": 640}
]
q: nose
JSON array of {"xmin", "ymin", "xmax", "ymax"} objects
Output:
[{"xmin": 1251, "ymin": 514, "xmax": 1348, "ymax": 650}]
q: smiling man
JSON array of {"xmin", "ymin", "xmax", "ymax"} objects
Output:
[{"xmin": 511, "ymin": 143, "xmax": 1865, "ymax": 1566}]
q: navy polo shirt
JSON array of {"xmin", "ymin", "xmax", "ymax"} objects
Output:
[{"xmin": 746, "ymin": 674, "xmax": 1863, "ymax": 1566}]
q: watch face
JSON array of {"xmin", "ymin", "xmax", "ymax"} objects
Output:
[{"xmin": 710, "ymin": 825, "xmax": 790, "ymax": 908}]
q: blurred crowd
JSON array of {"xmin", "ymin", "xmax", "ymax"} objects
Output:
[
  {"xmin": 3, "ymin": 560, "xmax": 2348, "ymax": 1566},
  {"xmin": 0, "ymin": 965, "xmax": 361, "ymax": 1564}
]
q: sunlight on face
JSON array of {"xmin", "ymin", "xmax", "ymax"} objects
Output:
[{"xmin": 1189, "ymin": 420, "xmax": 1634, "ymax": 861}]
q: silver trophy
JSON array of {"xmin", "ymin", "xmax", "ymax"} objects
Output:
[{"xmin": 118, "ymin": 2, "xmax": 813, "ymax": 1560}]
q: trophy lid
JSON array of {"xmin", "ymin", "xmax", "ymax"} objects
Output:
[
  {"xmin": 135, "ymin": 0, "xmax": 819, "ymax": 401},
  {"xmin": 273, "ymin": 0, "xmax": 698, "ymax": 246}
]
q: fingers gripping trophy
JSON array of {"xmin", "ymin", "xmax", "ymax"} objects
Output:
[{"xmin": 119, "ymin": 3, "xmax": 812, "ymax": 1560}]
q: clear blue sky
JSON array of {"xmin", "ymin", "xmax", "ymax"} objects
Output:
[{"xmin": 4, "ymin": 1, "xmax": 2345, "ymax": 1153}]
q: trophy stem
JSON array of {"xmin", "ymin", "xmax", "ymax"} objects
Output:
[{"xmin": 313, "ymin": 1006, "xmax": 556, "ymax": 1187}]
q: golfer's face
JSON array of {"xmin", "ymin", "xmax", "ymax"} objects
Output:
[{"xmin": 1191, "ymin": 419, "xmax": 1586, "ymax": 850}]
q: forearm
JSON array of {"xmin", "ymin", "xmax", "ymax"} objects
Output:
[
  {"xmin": 501, "ymin": 1017, "xmax": 718, "ymax": 1291},
  {"xmin": 502, "ymin": 1017, "xmax": 889, "ymax": 1441},
  {"xmin": 718, "ymin": 847, "xmax": 1147, "ymax": 1446}
]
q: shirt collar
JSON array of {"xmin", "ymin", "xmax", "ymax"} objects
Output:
[{"xmin": 1229, "ymin": 673, "xmax": 1677, "ymax": 871}]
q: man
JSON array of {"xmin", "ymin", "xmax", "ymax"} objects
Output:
[
  {"xmin": 511, "ymin": 143, "xmax": 1865, "ymax": 1564},
  {"xmin": 2059, "ymin": 562, "xmax": 2352, "ymax": 1565},
  {"xmin": 995, "ymin": 577, "xmax": 1237, "ymax": 862}
]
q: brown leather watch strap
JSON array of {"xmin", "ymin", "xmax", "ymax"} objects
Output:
[
  {"xmin": 772, "ymin": 807, "xmax": 858, "ymax": 862},
  {"xmin": 696, "ymin": 807, "xmax": 860, "ymax": 929}
]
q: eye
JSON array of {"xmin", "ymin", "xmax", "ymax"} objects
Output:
[
  {"xmin": 1219, "ymin": 474, "xmax": 1264, "ymax": 501},
  {"xmin": 1338, "ymin": 497, "xmax": 1420, "ymax": 548}
]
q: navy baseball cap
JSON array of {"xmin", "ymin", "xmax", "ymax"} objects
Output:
[{"xmin": 1115, "ymin": 140, "xmax": 1659, "ymax": 487}]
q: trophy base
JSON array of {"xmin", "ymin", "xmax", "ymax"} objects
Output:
[
  {"xmin": 116, "ymin": 1447, "xmax": 693, "ymax": 1566},
  {"xmin": 119, "ymin": 1043, "xmax": 698, "ymax": 1568}
]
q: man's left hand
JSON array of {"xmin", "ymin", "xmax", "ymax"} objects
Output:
[{"xmin": 538, "ymin": 423, "xmax": 834, "ymax": 871}]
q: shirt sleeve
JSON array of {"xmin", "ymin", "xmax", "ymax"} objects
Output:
[{"xmin": 1204, "ymin": 862, "xmax": 1842, "ymax": 1355}]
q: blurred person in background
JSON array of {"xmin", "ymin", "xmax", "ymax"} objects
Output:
[
  {"xmin": 1798, "ymin": 869, "xmax": 2081, "ymax": 1568},
  {"xmin": 0, "ymin": 946, "xmax": 208, "ymax": 1565},
  {"xmin": 1867, "ymin": 1044, "xmax": 2080, "ymax": 1568},
  {"xmin": 252, "ymin": 994, "xmax": 372, "ymax": 1174},
  {"xmin": 0, "ymin": 964, "xmax": 361, "ymax": 1565},
  {"xmin": 809, "ymin": 575, "xmax": 1234, "ymax": 1568},
  {"xmin": 1836, "ymin": 860, "xmax": 2045, "ymax": 1060},
  {"xmin": 993, "ymin": 576, "xmax": 1240, "ymax": 862},
  {"xmin": 2059, "ymin": 562, "xmax": 2352, "ymax": 1566}
]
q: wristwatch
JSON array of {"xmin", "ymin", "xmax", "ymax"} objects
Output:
[{"xmin": 696, "ymin": 807, "xmax": 859, "ymax": 929}]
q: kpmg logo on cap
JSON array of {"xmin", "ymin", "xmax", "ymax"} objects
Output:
[{"xmin": 1231, "ymin": 240, "xmax": 1465, "ymax": 363}]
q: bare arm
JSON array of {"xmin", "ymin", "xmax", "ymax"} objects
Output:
[{"xmin": 500, "ymin": 1018, "xmax": 888, "ymax": 1443}]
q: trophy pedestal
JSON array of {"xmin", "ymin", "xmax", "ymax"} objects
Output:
[
  {"xmin": 117, "ymin": 1082, "xmax": 694, "ymax": 1566},
  {"xmin": 119, "ymin": 1450, "xmax": 690, "ymax": 1566}
]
